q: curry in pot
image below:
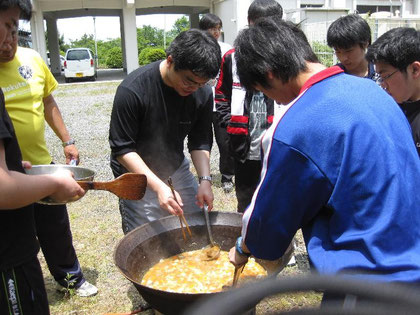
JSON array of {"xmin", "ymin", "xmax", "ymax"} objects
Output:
[{"xmin": 141, "ymin": 248, "xmax": 267, "ymax": 293}]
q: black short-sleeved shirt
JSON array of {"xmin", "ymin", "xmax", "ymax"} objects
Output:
[
  {"xmin": 0, "ymin": 90, "xmax": 39, "ymax": 270},
  {"xmin": 400, "ymin": 100, "xmax": 420, "ymax": 156},
  {"xmin": 109, "ymin": 61, "xmax": 214, "ymax": 179},
  {"xmin": 337, "ymin": 62, "xmax": 377, "ymax": 80}
]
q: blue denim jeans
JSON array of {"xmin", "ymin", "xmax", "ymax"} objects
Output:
[{"xmin": 119, "ymin": 158, "xmax": 201, "ymax": 234}]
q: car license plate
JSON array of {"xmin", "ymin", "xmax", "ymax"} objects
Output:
[{"xmin": 76, "ymin": 73, "xmax": 83, "ymax": 77}]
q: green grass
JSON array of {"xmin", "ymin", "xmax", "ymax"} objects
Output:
[{"xmin": 40, "ymin": 81, "xmax": 321, "ymax": 314}]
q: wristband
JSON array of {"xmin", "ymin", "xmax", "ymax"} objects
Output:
[
  {"xmin": 198, "ymin": 175, "xmax": 212, "ymax": 184},
  {"xmin": 235, "ymin": 236, "xmax": 251, "ymax": 257},
  {"xmin": 62, "ymin": 139, "xmax": 75, "ymax": 147}
]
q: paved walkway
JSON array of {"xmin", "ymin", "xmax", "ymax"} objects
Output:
[{"xmin": 54, "ymin": 68, "xmax": 126, "ymax": 84}]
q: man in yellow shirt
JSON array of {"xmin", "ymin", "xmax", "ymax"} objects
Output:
[{"xmin": 0, "ymin": 34, "xmax": 97, "ymax": 296}]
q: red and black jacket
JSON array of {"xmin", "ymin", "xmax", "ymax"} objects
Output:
[{"xmin": 215, "ymin": 49, "xmax": 274, "ymax": 162}]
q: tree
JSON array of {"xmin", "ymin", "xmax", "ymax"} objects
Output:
[
  {"xmin": 139, "ymin": 47, "xmax": 165, "ymax": 65},
  {"xmin": 70, "ymin": 34, "xmax": 96, "ymax": 52},
  {"xmin": 169, "ymin": 16, "xmax": 190, "ymax": 38},
  {"xmin": 105, "ymin": 46, "xmax": 123, "ymax": 68},
  {"xmin": 137, "ymin": 25, "xmax": 165, "ymax": 53}
]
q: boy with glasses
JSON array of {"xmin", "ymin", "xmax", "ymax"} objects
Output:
[
  {"xmin": 109, "ymin": 29, "xmax": 221, "ymax": 233},
  {"xmin": 366, "ymin": 27, "xmax": 420, "ymax": 155}
]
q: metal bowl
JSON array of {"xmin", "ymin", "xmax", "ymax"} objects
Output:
[{"xmin": 25, "ymin": 164, "xmax": 95, "ymax": 205}]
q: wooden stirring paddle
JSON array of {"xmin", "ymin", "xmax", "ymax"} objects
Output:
[{"xmin": 77, "ymin": 173, "xmax": 147, "ymax": 200}]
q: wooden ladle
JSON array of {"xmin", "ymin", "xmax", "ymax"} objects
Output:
[{"xmin": 77, "ymin": 173, "xmax": 147, "ymax": 200}]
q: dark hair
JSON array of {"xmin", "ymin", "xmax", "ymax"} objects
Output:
[
  {"xmin": 0, "ymin": 0, "xmax": 32, "ymax": 20},
  {"xmin": 248, "ymin": 0, "xmax": 283, "ymax": 23},
  {"xmin": 166, "ymin": 29, "xmax": 221, "ymax": 79},
  {"xmin": 366, "ymin": 27, "xmax": 420, "ymax": 73},
  {"xmin": 199, "ymin": 13, "xmax": 222, "ymax": 31},
  {"xmin": 234, "ymin": 16, "xmax": 318, "ymax": 90},
  {"xmin": 327, "ymin": 14, "xmax": 371, "ymax": 49}
]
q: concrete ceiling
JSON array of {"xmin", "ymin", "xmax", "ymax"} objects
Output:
[{"xmin": 36, "ymin": 0, "xmax": 210, "ymax": 19}]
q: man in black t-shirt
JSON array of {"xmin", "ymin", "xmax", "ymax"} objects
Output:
[
  {"xmin": 109, "ymin": 29, "xmax": 221, "ymax": 233},
  {"xmin": 0, "ymin": 2, "xmax": 84, "ymax": 313},
  {"xmin": 327, "ymin": 14, "xmax": 376, "ymax": 80},
  {"xmin": 366, "ymin": 27, "xmax": 420, "ymax": 156}
]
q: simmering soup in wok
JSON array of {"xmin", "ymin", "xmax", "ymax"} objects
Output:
[{"xmin": 141, "ymin": 248, "xmax": 267, "ymax": 293}]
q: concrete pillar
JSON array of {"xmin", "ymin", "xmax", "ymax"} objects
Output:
[
  {"xmin": 119, "ymin": 15, "xmax": 127, "ymax": 71},
  {"xmin": 190, "ymin": 13, "xmax": 200, "ymax": 29},
  {"xmin": 30, "ymin": 0, "xmax": 47, "ymax": 63},
  {"xmin": 46, "ymin": 18, "xmax": 61, "ymax": 75},
  {"xmin": 122, "ymin": 0, "xmax": 139, "ymax": 74},
  {"xmin": 236, "ymin": 0, "xmax": 251, "ymax": 30},
  {"xmin": 414, "ymin": 0, "xmax": 420, "ymax": 15}
]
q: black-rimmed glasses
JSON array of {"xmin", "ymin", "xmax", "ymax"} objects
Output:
[{"xmin": 375, "ymin": 69, "xmax": 398, "ymax": 85}]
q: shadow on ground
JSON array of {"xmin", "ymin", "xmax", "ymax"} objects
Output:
[{"xmin": 54, "ymin": 68, "xmax": 127, "ymax": 84}]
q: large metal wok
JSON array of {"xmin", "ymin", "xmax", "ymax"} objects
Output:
[{"xmin": 114, "ymin": 211, "xmax": 293, "ymax": 315}]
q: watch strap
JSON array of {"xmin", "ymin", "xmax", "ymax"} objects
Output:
[
  {"xmin": 198, "ymin": 175, "xmax": 212, "ymax": 184},
  {"xmin": 62, "ymin": 139, "xmax": 75, "ymax": 147}
]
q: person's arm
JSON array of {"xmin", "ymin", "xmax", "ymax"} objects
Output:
[
  {"xmin": 187, "ymin": 88, "xmax": 214, "ymax": 210},
  {"xmin": 229, "ymin": 139, "xmax": 332, "ymax": 266},
  {"xmin": 0, "ymin": 139, "xmax": 84, "ymax": 209},
  {"xmin": 215, "ymin": 50, "xmax": 234, "ymax": 127},
  {"xmin": 43, "ymin": 94, "xmax": 79, "ymax": 164},
  {"xmin": 190, "ymin": 150, "xmax": 213, "ymax": 210},
  {"xmin": 242, "ymin": 142, "xmax": 332, "ymax": 260},
  {"xmin": 109, "ymin": 85, "xmax": 183, "ymax": 216},
  {"xmin": 116, "ymin": 152, "xmax": 183, "ymax": 216}
]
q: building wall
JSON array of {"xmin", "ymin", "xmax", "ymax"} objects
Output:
[{"xmin": 213, "ymin": 0, "xmax": 252, "ymax": 46}]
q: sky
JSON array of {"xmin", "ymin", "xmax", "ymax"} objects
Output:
[{"xmin": 20, "ymin": 14, "xmax": 185, "ymax": 43}]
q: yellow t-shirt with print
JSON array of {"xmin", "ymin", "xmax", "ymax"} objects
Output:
[{"xmin": 0, "ymin": 47, "xmax": 58, "ymax": 165}]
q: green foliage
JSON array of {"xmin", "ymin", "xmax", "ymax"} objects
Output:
[
  {"xmin": 137, "ymin": 25, "xmax": 165, "ymax": 52},
  {"xmin": 97, "ymin": 38, "xmax": 121, "ymax": 67},
  {"xmin": 70, "ymin": 34, "xmax": 96, "ymax": 51},
  {"xmin": 59, "ymin": 34, "xmax": 70, "ymax": 54},
  {"xmin": 105, "ymin": 46, "xmax": 123, "ymax": 68},
  {"xmin": 311, "ymin": 41, "xmax": 334, "ymax": 67},
  {"xmin": 63, "ymin": 273, "xmax": 76, "ymax": 299},
  {"xmin": 146, "ymin": 48, "xmax": 166, "ymax": 63},
  {"xmin": 169, "ymin": 16, "xmax": 190, "ymax": 38},
  {"xmin": 139, "ymin": 47, "xmax": 166, "ymax": 65}
]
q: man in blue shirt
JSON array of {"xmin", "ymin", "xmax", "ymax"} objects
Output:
[{"xmin": 230, "ymin": 17, "xmax": 420, "ymax": 297}]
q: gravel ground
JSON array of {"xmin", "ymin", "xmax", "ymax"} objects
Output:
[{"xmin": 41, "ymin": 80, "xmax": 320, "ymax": 314}]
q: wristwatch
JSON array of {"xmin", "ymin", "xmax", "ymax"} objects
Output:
[
  {"xmin": 62, "ymin": 139, "xmax": 75, "ymax": 147},
  {"xmin": 235, "ymin": 236, "xmax": 251, "ymax": 257},
  {"xmin": 198, "ymin": 175, "xmax": 212, "ymax": 184}
]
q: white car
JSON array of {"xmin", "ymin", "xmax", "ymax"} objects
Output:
[
  {"xmin": 64, "ymin": 48, "xmax": 97, "ymax": 83},
  {"xmin": 60, "ymin": 55, "xmax": 65, "ymax": 71},
  {"xmin": 47, "ymin": 53, "xmax": 65, "ymax": 71}
]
